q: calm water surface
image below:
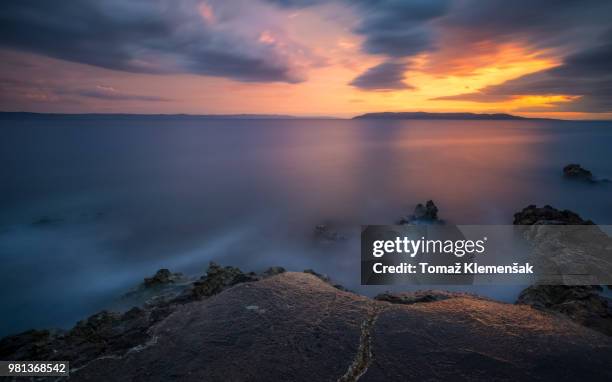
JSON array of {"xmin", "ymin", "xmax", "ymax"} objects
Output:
[{"xmin": 1, "ymin": 118, "xmax": 611, "ymax": 335}]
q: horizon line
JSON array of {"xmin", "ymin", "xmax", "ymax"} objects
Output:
[{"xmin": 2, "ymin": 110, "xmax": 612, "ymax": 122}]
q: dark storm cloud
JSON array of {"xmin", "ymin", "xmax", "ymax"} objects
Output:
[
  {"xmin": 0, "ymin": 0, "xmax": 304, "ymax": 83},
  {"xmin": 343, "ymin": 0, "xmax": 450, "ymax": 90},
  {"xmin": 441, "ymin": 0, "xmax": 612, "ymax": 49},
  {"xmin": 352, "ymin": 0, "xmax": 450, "ymax": 57},
  {"xmin": 435, "ymin": 34, "xmax": 612, "ymax": 112},
  {"xmin": 349, "ymin": 61, "xmax": 412, "ymax": 91}
]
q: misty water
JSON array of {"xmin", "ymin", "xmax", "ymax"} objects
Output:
[{"xmin": 1, "ymin": 117, "xmax": 611, "ymax": 336}]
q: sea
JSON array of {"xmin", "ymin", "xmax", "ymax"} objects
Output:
[{"xmin": 1, "ymin": 117, "xmax": 611, "ymax": 336}]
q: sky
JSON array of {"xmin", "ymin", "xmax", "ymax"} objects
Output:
[{"xmin": 0, "ymin": 0, "xmax": 611, "ymax": 119}]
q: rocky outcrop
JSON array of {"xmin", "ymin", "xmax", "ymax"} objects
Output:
[
  {"xmin": 398, "ymin": 200, "xmax": 443, "ymax": 224},
  {"xmin": 513, "ymin": 204, "xmax": 593, "ymax": 225},
  {"xmin": 564, "ymin": 163, "xmax": 595, "ymax": 182},
  {"xmin": 3, "ymin": 272, "xmax": 610, "ymax": 381},
  {"xmin": 143, "ymin": 269, "xmax": 186, "ymax": 288},
  {"xmin": 188, "ymin": 262, "xmax": 259, "ymax": 300},
  {"xmin": 513, "ymin": 205, "xmax": 612, "ymax": 336},
  {"xmin": 563, "ymin": 163, "xmax": 609, "ymax": 183}
]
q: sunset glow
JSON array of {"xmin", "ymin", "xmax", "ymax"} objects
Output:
[{"xmin": 1, "ymin": 0, "xmax": 611, "ymax": 118}]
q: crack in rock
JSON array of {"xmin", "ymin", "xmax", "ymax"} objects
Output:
[
  {"xmin": 338, "ymin": 307, "xmax": 381, "ymax": 382},
  {"xmin": 70, "ymin": 335, "xmax": 159, "ymax": 375}
]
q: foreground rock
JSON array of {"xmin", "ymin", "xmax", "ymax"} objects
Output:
[
  {"xmin": 513, "ymin": 204, "xmax": 612, "ymax": 336},
  {"xmin": 563, "ymin": 163, "xmax": 609, "ymax": 183},
  {"xmin": 375, "ymin": 290, "xmax": 488, "ymax": 305},
  {"xmin": 2, "ymin": 272, "xmax": 611, "ymax": 381},
  {"xmin": 399, "ymin": 200, "xmax": 443, "ymax": 224}
]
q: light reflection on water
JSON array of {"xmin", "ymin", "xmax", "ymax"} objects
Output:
[{"xmin": 0, "ymin": 118, "xmax": 611, "ymax": 336}]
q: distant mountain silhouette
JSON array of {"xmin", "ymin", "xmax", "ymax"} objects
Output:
[{"xmin": 353, "ymin": 112, "xmax": 548, "ymax": 120}]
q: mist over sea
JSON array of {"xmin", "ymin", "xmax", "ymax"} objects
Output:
[{"xmin": 1, "ymin": 117, "xmax": 611, "ymax": 336}]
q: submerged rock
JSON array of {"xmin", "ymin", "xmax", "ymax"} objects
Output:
[
  {"xmin": 399, "ymin": 200, "xmax": 443, "ymax": 224},
  {"xmin": 3, "ymin": 272, "xmax": 611, "ymax": 381}
]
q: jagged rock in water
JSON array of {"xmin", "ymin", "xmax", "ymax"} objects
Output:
[
  {"xmin": 314, "ymin": 224, "xmax": 346, "ymax": 243},
  {"xmin": 121, "ymin": 269, "xmax": 191, "ymax": 306},
  {"xmin": 513, "ymin": 204, "xmax": 593, "ymax": 225},
  {"xmin": 189, "ymin": 262, "xmax": 258, "ymax": 299},
  {"xmin": 399, "ymin": 200, "xmax": 443, "ymax": 224},
  {"xmin": 3, "ymin": 273, "xmax": 611, "ymax": 381},
  {"xmin": 563, "ymin": 163, "xmax": 595, "ymax": 182},
  {"xmin": 143, "ymin": 269, "xmax": 186, "ymax": 288},
  {"xmin": 517, "ymin": 285, "xmax": 612, "ymax": 336}
]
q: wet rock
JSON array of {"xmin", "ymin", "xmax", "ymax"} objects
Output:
[
  {"xmin": 563, "ymin": 163, "xmax": 595, "ymax": 182},
  {"xmin": 563, "ymin": 163, "xmax": 609, "ymax": 183},
  {"xmin": 399, "ymin": 200, "xmax": 443, "ymax": 224},
  {"xmin": 513, "ymin": 204, "xmax": 593, "ymax": 225},
  {"xmin": 189, "ymin": 262, "xmax": 258, "ymax": 299},
  {"xmin": 517, "ymin": 285, "xmax": 612, "ymax": 336},
  {"xmin": 314, "ymin": 224, "xmax": 346, "ymax": 243},
  {"xmin": 143, "ymin": 269, "xmax": 185, "ymax": 288}
]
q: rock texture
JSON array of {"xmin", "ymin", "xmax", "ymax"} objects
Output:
[
  {"xmin": 517, "ymin": 285, "xmax": 612, "ymax": 336},
  {"xmin": 2, "ymin": 272, "xmax": 611, "ymax": 381},
  {"xmin": 513, "ymin": 204, "xmax": 593, "ymax": 225},
  {"xmin": 374, "ymin": 290, "xmax": 486, "ymax": 305},
  {"xmin": 143, "ymin": 269, "xmax": 186, "ymax": 288},
  {"xmin": 513, "ymin": 205, "xmax": 612, "ymax": 336}
]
